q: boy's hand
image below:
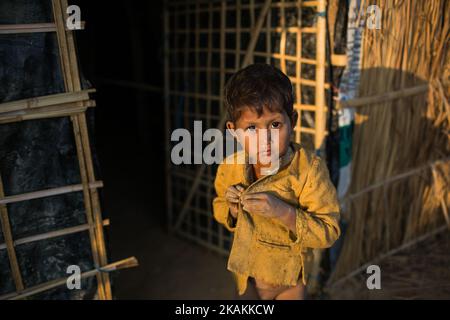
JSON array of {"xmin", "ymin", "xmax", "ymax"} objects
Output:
[
  {"xmin": 241, "ymin": 192, "xmax": 297, "ymax": 232},
  {"xmin": 225, "ymin": 184, "xmax": 245, "ymax": 218}
]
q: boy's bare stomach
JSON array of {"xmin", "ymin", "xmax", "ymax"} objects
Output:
[
  {"xmin": 241, "ymin": 275, "xmax": 305, "ymax": 300},
  {"xmin": 255, "ymin": 277, "xmax": 305, "ymax": 300}
]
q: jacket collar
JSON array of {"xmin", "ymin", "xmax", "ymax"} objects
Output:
[{"xmin": 242, "ymin": 142, "xmax": 296, "ymax": 187}]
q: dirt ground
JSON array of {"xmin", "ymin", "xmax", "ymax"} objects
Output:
[
  {"xmin": 108, "ymin": 212, "xmax": 236, "ymax": 299},
  {"xmin": 95, "ymin": 118, "xmax": 450, "ymax": 300},
  {"xmin": 97, "ymin": 130, "xmax": 236, "ymax": 300},
  {"xmin": 327, "ymin": 231, "xmax": 450, "ymax": 300}
]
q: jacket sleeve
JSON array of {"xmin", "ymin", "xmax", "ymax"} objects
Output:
[
  {"xmin": 212, "ymin": 163, "xmax": 237, "ymax": 232},
  {"xmin": 289, "ymin": 155, "xmax": 341, "ymax": 248}
]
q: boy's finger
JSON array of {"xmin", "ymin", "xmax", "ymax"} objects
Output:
[
  {"xmin": 226, "ymin": 190, "xmax": 240, "ymax": 199},
  {"xmin": 227, "ymin": 186, "xmax": 242, "ymax": 196},
  {"xmin": 235, "ymin": 185, "xmax": 245, "ymax": 192},
  {"xmin": 242, "ymin": 192, "xmax": 267, "ymax": 201},
  {"xmin": 226, "ymin": 190, "xmax": 240, "ymax": 198},
  {"xmin": 227, "ymin": 197, "xmax": 240, "ymax": 203}
]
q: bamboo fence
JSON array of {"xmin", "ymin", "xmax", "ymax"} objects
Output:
[
  {"xmin": 0, "ymin": 0, "xmax": 138, "ymax": 300},
  {"xmin": 164, "ymin": 0, "xmax": 331, "ymax": 292}
]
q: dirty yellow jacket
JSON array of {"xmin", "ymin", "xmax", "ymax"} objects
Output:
[{"xmin": 212, "ymin": 142, "xmax": 340, "ymax": 295}]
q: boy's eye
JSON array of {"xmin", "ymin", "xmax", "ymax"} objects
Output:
[
  {"xmin": 271, "ymin": 122, "xmax": 281, "ymax": 128},
  {"xmin": 246, "ymin": 125, "xmax": 256, "ymax": 132}
]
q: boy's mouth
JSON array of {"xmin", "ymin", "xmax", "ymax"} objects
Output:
[
  {"xmin": 258, "ymin": 147, "xmax": 271, "ymax": 156},
  {"xmin": 257, "ymin": 146, "xmax": 274, "ymax": 160}
]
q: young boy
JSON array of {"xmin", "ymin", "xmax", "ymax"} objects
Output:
[{"xmin": 212, "ymin": 64, "xmax": 341, "ymax": 300}]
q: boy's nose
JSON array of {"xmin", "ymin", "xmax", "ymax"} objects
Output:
[{"xmin": 257, "ymin": 129, "xmax": 271, "ymax": 145}]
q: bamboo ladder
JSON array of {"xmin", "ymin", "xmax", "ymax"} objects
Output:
[{"xmin": 0, "ymin": 0, "xmax": 138, "ymax": 300}]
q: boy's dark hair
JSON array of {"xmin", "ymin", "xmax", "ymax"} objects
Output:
[{"xmin": 224, "ymin": 63, "xmax": 294, "ymax": 123}]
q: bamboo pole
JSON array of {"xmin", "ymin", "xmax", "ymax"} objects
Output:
[
  {"xmin": 0, "ymin": 23, "xmax": 56, "ymax": 34},
  {"xmin": 52, "ymin": 0, "xmax": 74, "ymax": 91},
  {"xmin": 295, "ymin": 0, "xmax": 302, "ymax": 143},
  {"xmin": 171, "ymin": 26, "xmax": 317, "ymax": 34},
  {"xmin": 314, "ymin": 0, "xmax": 327, "ymax": 152},
  {"xmin": 52, "ymin": 0, "xmax": 108, "ymax": 299},
  {"xmin": 0, "ymin": 90, "xmax": 94, "ymax": 114},
  {"xmin": 342, "ymin": 158, "xmax": 450, "ymax": 205},
  {"xmin": 337, "ymin": 83, "xmax": 431, "ymax": 109},
  {"xmin": 0, "ymin": 108, "xmax": 87, "ymax": 124},
  {"xmin": 241, "ymin": 0, "xmax": 273, "ymax": 67},
  {"xmin": 265, "ymin": 0, "xmax": 271, "ymax": 65},
  {"xmin": 71, "ymin": 114, "xmax": 107, "ymax": 300},
  {"xmin": 331, "ymin": 53, "xmax": 347, "ymax": 67},
  {"xmin": 0, "ymin": 100, "xmax": 94, "ymax": 124},
  {"xmin": 0, "ymin": 181, "xmax": 103, "ymax": 206},
  {"xmin": 0, "ymin": 257, "xmax": 138, "ymax": 300},
  {"xmin": 280, "ymin": 0, "xmax": 287, "ymax": 74},
  {"xmin": 62, "ymin": 0, "xmax": 112, "ymax": 298},
  {"xmin": 0, "ymin": 22, "xmax": 85, "ymax": 34},
  {"xmin": 77, "ymin": 113, "xmax": 112, "ymax": 299},
  {"xmin": 64, "ymin": 4, "xmax": 81, "ymax": 87},
  {"xmin": 0, "ymin": 173, "xmax": 24, "ymax": 292},
  {"xmin": 249, "ymin": 0, "xmax": 255, "ymax": 65},
  {"xmin": 236, "ymin": 0, "xmax": 241, "ymax": 68},
  {"xmin": 168, "ymin": 0, "xmax": 317, "ymax": 10},
  {"xmin": 301, "ymin": 0, "xmax": 328, "ymax": 294},
  {"xmin": 0, "ymin": 219, "xmax": 110, "ymax": 250},
  {"xmin": 168, "ymin": 49, "xmax": 321, "ymax": 66}
]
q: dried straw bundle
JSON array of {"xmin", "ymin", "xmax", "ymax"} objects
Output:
[{"xmin": 328, "ymin": 0, "xmax": 450, "ymax": 287}]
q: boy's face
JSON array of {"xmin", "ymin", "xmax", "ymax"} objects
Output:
[{"xmin": 226, "ymin": 106, "xmax": 297, "ymax": 168}]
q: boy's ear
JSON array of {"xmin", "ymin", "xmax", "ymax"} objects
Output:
[
  {"xmin": 291, "ymin": 111, "xmax": 298, "ymax": 128},
  {"xmin": 226, "ymin": 121, "xmax": 236, "ymax": 136}
]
